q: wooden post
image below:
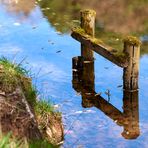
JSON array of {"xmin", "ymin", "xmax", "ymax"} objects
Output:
[
  {"xmin": 80, "ymin": 9, "xmax": 96, "ymax": 61},
  {"xmin": 123, "ymin": 36, "xmax": 141, "ymax": 91}
]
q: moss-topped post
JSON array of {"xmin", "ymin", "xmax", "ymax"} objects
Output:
[
  {"xmin": 80, "ymin": 9, "xmax": 96, "ymax": 61},
  {"xmin": 123, "ymin": 36, "xmax": 141, "ymax": 91}
]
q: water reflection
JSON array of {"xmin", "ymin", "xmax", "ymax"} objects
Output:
[
  {"xmin": 37, "ymin": 0, "xmax": 148, "ymax": 55},
  {"xmin": 72, "ymin": 56, "xmax": 140, "ymax": 139},
  {"xmin": 0, "ymin": 0, "xmax": 36, "ymax": 15},
  {"xmin": 37, "ymin": 0, "xmax": 148, "ymax": 34}
]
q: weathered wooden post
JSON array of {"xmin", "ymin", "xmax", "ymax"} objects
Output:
[
  {"xmin": 80, "ymin": 9, "xmax": 96, "ymax": 61},
  {"xmin": 123, "ymin": 36, "xmax": 141, "ymax": 91},
  {"xmin": 80, "ymin": 9, "xmax": 96, "ymax": 90}
]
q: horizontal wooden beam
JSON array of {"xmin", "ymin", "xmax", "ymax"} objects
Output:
[{"xmin": 71, "ymin": 28, "xmax": 128, "ymax": 68}]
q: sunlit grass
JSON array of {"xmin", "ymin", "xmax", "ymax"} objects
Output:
[
  {"xmin": 35, "ymin": 100, "xmax": 55, "ymax": 115},
  {"xmin": 0, "ymin": 56, "xmax": 29, "ymax": 92}
]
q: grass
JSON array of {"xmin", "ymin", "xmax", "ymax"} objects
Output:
[
  {"xmin": 0, "ymin": 132, "xmax": 27, "ymax": 148},
  {"xmin": 0, "ymin": 133, "xmax": 57, "ymax": 148},
  {"xmin": 0, "ymin": 56, "xmax": 58, "ymax": 113},
  {"xmin": 35, "ymin": 100, "xmax": 55, "ymax": 115},
  {"xmin": 0, "ymin": 56, "xmax": 29, "ymax": 92}
]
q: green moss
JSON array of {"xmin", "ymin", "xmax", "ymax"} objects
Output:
[
  {"xmin": 72, "ymin": 27, "xmax": 86, "ymax": 35},
  {"xmin": 73, "ymin": 27, "xmax": 103, "ymax": 44},
  {"xmin": 91, "ymin": 38, "xmax": 103, "ymax": 44},
  {"xmin": 123, "ymin": 36, "xmax": 142, "ymax": 46}
]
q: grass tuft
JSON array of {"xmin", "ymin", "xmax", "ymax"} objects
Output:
[
  {"xmin": 0, "ymin": 57, "xmax": 29, "ymax": 92},
  {"xmin": 35, "ymin": 100, "xmax": 55, "ymax": 115}
]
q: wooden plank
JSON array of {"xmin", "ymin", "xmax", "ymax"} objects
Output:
[{"xmin": 71, "ymin": 28, "xmax": 128, "ymax": 68}]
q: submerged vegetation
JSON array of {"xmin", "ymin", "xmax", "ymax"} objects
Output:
[{"xmin": 0, "ymin": 57, "xmax": 63, "ymax": 147}]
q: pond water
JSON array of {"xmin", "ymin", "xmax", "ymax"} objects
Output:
[{"xmin": 0, "ymin": 1, "xmax": 148, "ymax": 148}]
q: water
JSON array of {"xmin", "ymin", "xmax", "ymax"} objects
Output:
[{"xmin": 0, "ymin": 1, "xmax": 148, "ymax": 148}]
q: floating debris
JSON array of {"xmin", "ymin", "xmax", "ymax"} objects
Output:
[
  {"xmin": 48, "ymin": 40, "xmax": 54, "ymax": 45},
  {"xmin": 56, "ymin": 50, "xmax": 62, "ymax": 53},
  {"xmin": 56, "ymin": 31, "xmax": 62, "ymax": 35},
  {"xmin": 74, "ymin": 110, "xmax": 95, "ymax": 114},
  {"xmin": 13, "ymin": 22, "xmax": 21, "ymax": 26},
  {"xmin": 53, "ymin": 104, "xmax": 60, "ymax": 109},
  {"xmin": 104, "ymin": 67, "xmax": 109, "ymax": 69},
  {"xmin": 32, "ymin": 26, "xmax": 37, "ymax": 29},
  {"xmin": 117, "ymin": 85, "xmax": 123, "ymax": 88}
]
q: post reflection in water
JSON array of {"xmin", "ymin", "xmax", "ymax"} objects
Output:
[{"xmin": 72, "ymin": 56, "xmax": 140, "ymax": 139}]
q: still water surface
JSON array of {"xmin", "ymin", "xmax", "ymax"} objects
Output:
[{"xmin": 0, "ymin": 1, "xmax": 148, "ymax": 148}]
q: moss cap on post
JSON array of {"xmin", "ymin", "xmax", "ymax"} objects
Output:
[
  {"xmin": 123, "ymin": 36, "xmax": 142, "ymax": 46},
  {"xmin": 80, "ymin": 9, "xmax": 96, "ymax": 16}
]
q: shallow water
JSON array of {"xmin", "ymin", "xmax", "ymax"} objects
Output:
[{"xmin": 0, "ymin": 1, "xmax": 148, "ymax": 148}]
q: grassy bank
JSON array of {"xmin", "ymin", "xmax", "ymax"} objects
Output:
[{"xmin": 0, "ymin": 57, "xmax": 63, "ymax": 147}]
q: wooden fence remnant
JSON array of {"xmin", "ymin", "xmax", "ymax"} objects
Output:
[
  {"xmin": 71, "ymin": 9, "xmax": 141, "ymax": 91},
  {"xmin": 72, "ymin": 57, "xmax": 140, "ymax": 139}
]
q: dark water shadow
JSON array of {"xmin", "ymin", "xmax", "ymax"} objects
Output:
[{"xmin": 72, "ymin": 56, "xmax": 140, "ymax": 139}]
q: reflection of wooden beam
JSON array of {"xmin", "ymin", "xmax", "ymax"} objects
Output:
[
  {"xmin": 74, "ymin": 83, "xmax": 124, "ymax": 126},
  {"xmin": 71, "ymin": 28, "xmax": 128, "ymax": 68},
  {"xmin": 93, "ymin": 95, "xmax": 124, "ymax": 126},
  {"xmin": 72, "ymin": 56, "xmax": 140, "ymax": 139}
]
